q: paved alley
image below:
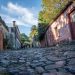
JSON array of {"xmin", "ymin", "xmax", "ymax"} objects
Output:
[{"xmin": 0, "ymin": 45, "xmax": 75, "ymax": 75}]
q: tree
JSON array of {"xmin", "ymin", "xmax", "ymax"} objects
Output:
[
  {"xmin": 30, "ymin": 25, "xmax": 38, "ymax": 39},
  {"xmin": 20, "ymin": 33, "xmax": 30, "ymax": 47},
  {"xmin": 29, "ymin": 25, "xmax": 39, "ymax": 47},
  {"xmin": 38, "ymin": 0, "xmax": 73, "ymax": 41},
  {"xmin": 41, "ymin": 0, "xmax": 71, "ymax": 24}
]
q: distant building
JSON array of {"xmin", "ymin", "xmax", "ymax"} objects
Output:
[
  {"xmin": 0, "ymin": 17, "xmax": 21, "ymax": 50},
  {"xmin": 0, "ymin": 16, "xmax": 9, "ymax": 50},
  {"xmin": 8, "ymin": 21, "xmax": 21, "ymax": 49},
  {"xmin": 40, "ymin": 1, "xmax": 75, "ymax": 47},
  {"xmin": 32, "ymin": 36, "xmax": 40, "ymax": 48}
]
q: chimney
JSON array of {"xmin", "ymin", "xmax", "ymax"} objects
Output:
[{"xmin": 13, "ymin": 21, "xmax": 16, "ymax": 27}]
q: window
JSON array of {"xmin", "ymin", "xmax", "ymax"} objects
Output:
[{"xmin": 55, "ymin": 27, "xmax": 59, "ymax": 37}]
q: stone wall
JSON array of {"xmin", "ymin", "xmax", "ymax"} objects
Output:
[
  {"xmin": 45, "ymin": 26, "xmax": 56, "ymax": 46},
  {"xmin": 41, "ymin": 2, "xmax": 75, "ymax": 47}
]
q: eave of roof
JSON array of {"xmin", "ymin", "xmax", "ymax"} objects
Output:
[{"xmin": 0, "ymin": 16, "xmax": 8, "ymax": 31}]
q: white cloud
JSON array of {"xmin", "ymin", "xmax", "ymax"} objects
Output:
[
  {"xmin": 1, "ymin": 2, "xmax": 38, "ymax": 27},
  {"xmin": 0, "ymin": 13, "xmax": 25, "ymax": 26}
]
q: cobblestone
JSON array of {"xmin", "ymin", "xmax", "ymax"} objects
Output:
[
  {"xmin": 0, "ymin": 45, "xmax": 75, "ymax": 75},
  {"xmin": 35, "ymin": 67, "xmax": 45, "ymax": 74}
]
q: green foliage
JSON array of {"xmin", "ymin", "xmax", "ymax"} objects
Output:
[
  {"xmin": 38, "ymin": 0, "xmax": 72, "ymax": 40},
  {"xmin": 41, "ymin": 0, "xmax": 70, "ymax": 23},
  {"xmin": 38, "ymin": 23, "xmax": 48, "ymax": 41},
  {"xmin": 30, "ymin": 25, "xmax": 38, "ymax": 38},
  {"xmin": 30, "ymin": 25, "xmax": 38, "ymax": 41},
  {"xmin": 20, "ymin": 33, "xmax": 30, "ymax": 45}
]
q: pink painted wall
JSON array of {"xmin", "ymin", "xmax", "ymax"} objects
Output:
[
  {"xmin": 45, "ymin": 27, "xmax": 56, "ymax": 46},
  {"xmin": 45, "ymin": 3, "xmax": 75, "ymax": 46},
  {"xmin": 40, "ymin": 2, "xmax": 75, "ymax": 47}
]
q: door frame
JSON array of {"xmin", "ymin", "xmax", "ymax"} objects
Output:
[{"xmin": 68, "ymin": 7, "xmax": 75, "ymax": 40}]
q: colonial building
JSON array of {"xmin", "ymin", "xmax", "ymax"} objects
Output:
[
  {"xmin": 40, "ymin": 1, "xmax": 75, "ymax": 47},
  {"xmin": 0, "ymin": 16, "xmax": 9, "ymax": 50},
  {"xmin": 8, "ymin": 21, "xmax": 21, "ymax": 49}
]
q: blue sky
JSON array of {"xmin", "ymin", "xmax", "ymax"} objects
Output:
[{"xmin": 0, "ymin": 0, "xmax": 42, "ymax": 36}]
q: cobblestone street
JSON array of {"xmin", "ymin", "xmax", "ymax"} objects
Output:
[
  {"xmin": 0, "ymin": 44, "xmax": 75, "ymax": 75},
  {"xmin": 0, "ymin": 0, "xmax": 75, "ymax": 75}
]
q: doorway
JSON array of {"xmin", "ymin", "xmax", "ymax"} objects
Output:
[{"xmin": 69, "ymin": 10, "xmax": 75, "ymax": 40}]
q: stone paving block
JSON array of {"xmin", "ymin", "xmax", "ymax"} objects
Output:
[
  {"xmin": 0, "ymin": 59, "xmax": 10, "ymax": 67},
  {"xmin": 10, "ymin": 60, "xmax": 18, "ymax": 63},
  {"xmin": 43, "ymin": 72, "xmax": 57, "ymax": 75},
  {"xmin": 45, "ymin": 60, "xmax": 55, "ymax": 65},
  {"xmin": 55, "ymin": 61, "xmax": 65, "ymax": 67},
  {"xmin": 18, "ymin": 70, "xmax": 32, "ymax": 75},
  {"xmin": 56, "ymin": 67, "xmax": 67, "ymax": 73},
  {"xmin": 26, "ymin": 62, "xmax": 31, "ymax": 66},
  {"xmin": 42, "ymin": 73, "xmax": 50, "ymax": 75},
  {"xmin": 35, "ymin": 67, "xmax": 45, "ymax": 74},
  {"xmin": 45, "ymin": 64, "xmax": 60, "ymax": 70},
  {"xmin": 30, "ymin": 63, "xmax": 38, "ymax": 68},
  {"xmin": 46, "ymin": 56, "xmax": 62, "ymax": 61},
  {"xmin": 64, "ymin": 51, "xmax": 75, "ymax": 58},
  {"xmin": 39, "ymin": 57, "xmax": 47, "ymax": 62},
  {"xmin": 8, "ymin": 67, "xmax": 19, "ymax": 73},
  {"xmin": 19, "ymin": 59, "xmax": 26, "ymax": 63},
  {"xmin": 65, "ymin": 65, "xmax": 75, "ymax": 73},
  {"xmin": 0, "ymin": 66, "xmax": 6, "ymax": 72},
  {"xmin": 27, "ymin": 68, "xmax": 35, "ymax": 74},
  {"xmin": 30, "ymin": 61, "xmax": 45, "ymax": 68},
  {"xmin": 68, "ymin": 58, "xmax": 75, "ymax": 65},
  {"xmin": 56, "ymin": 72, "xmax": 73, "ymax": 75}
]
